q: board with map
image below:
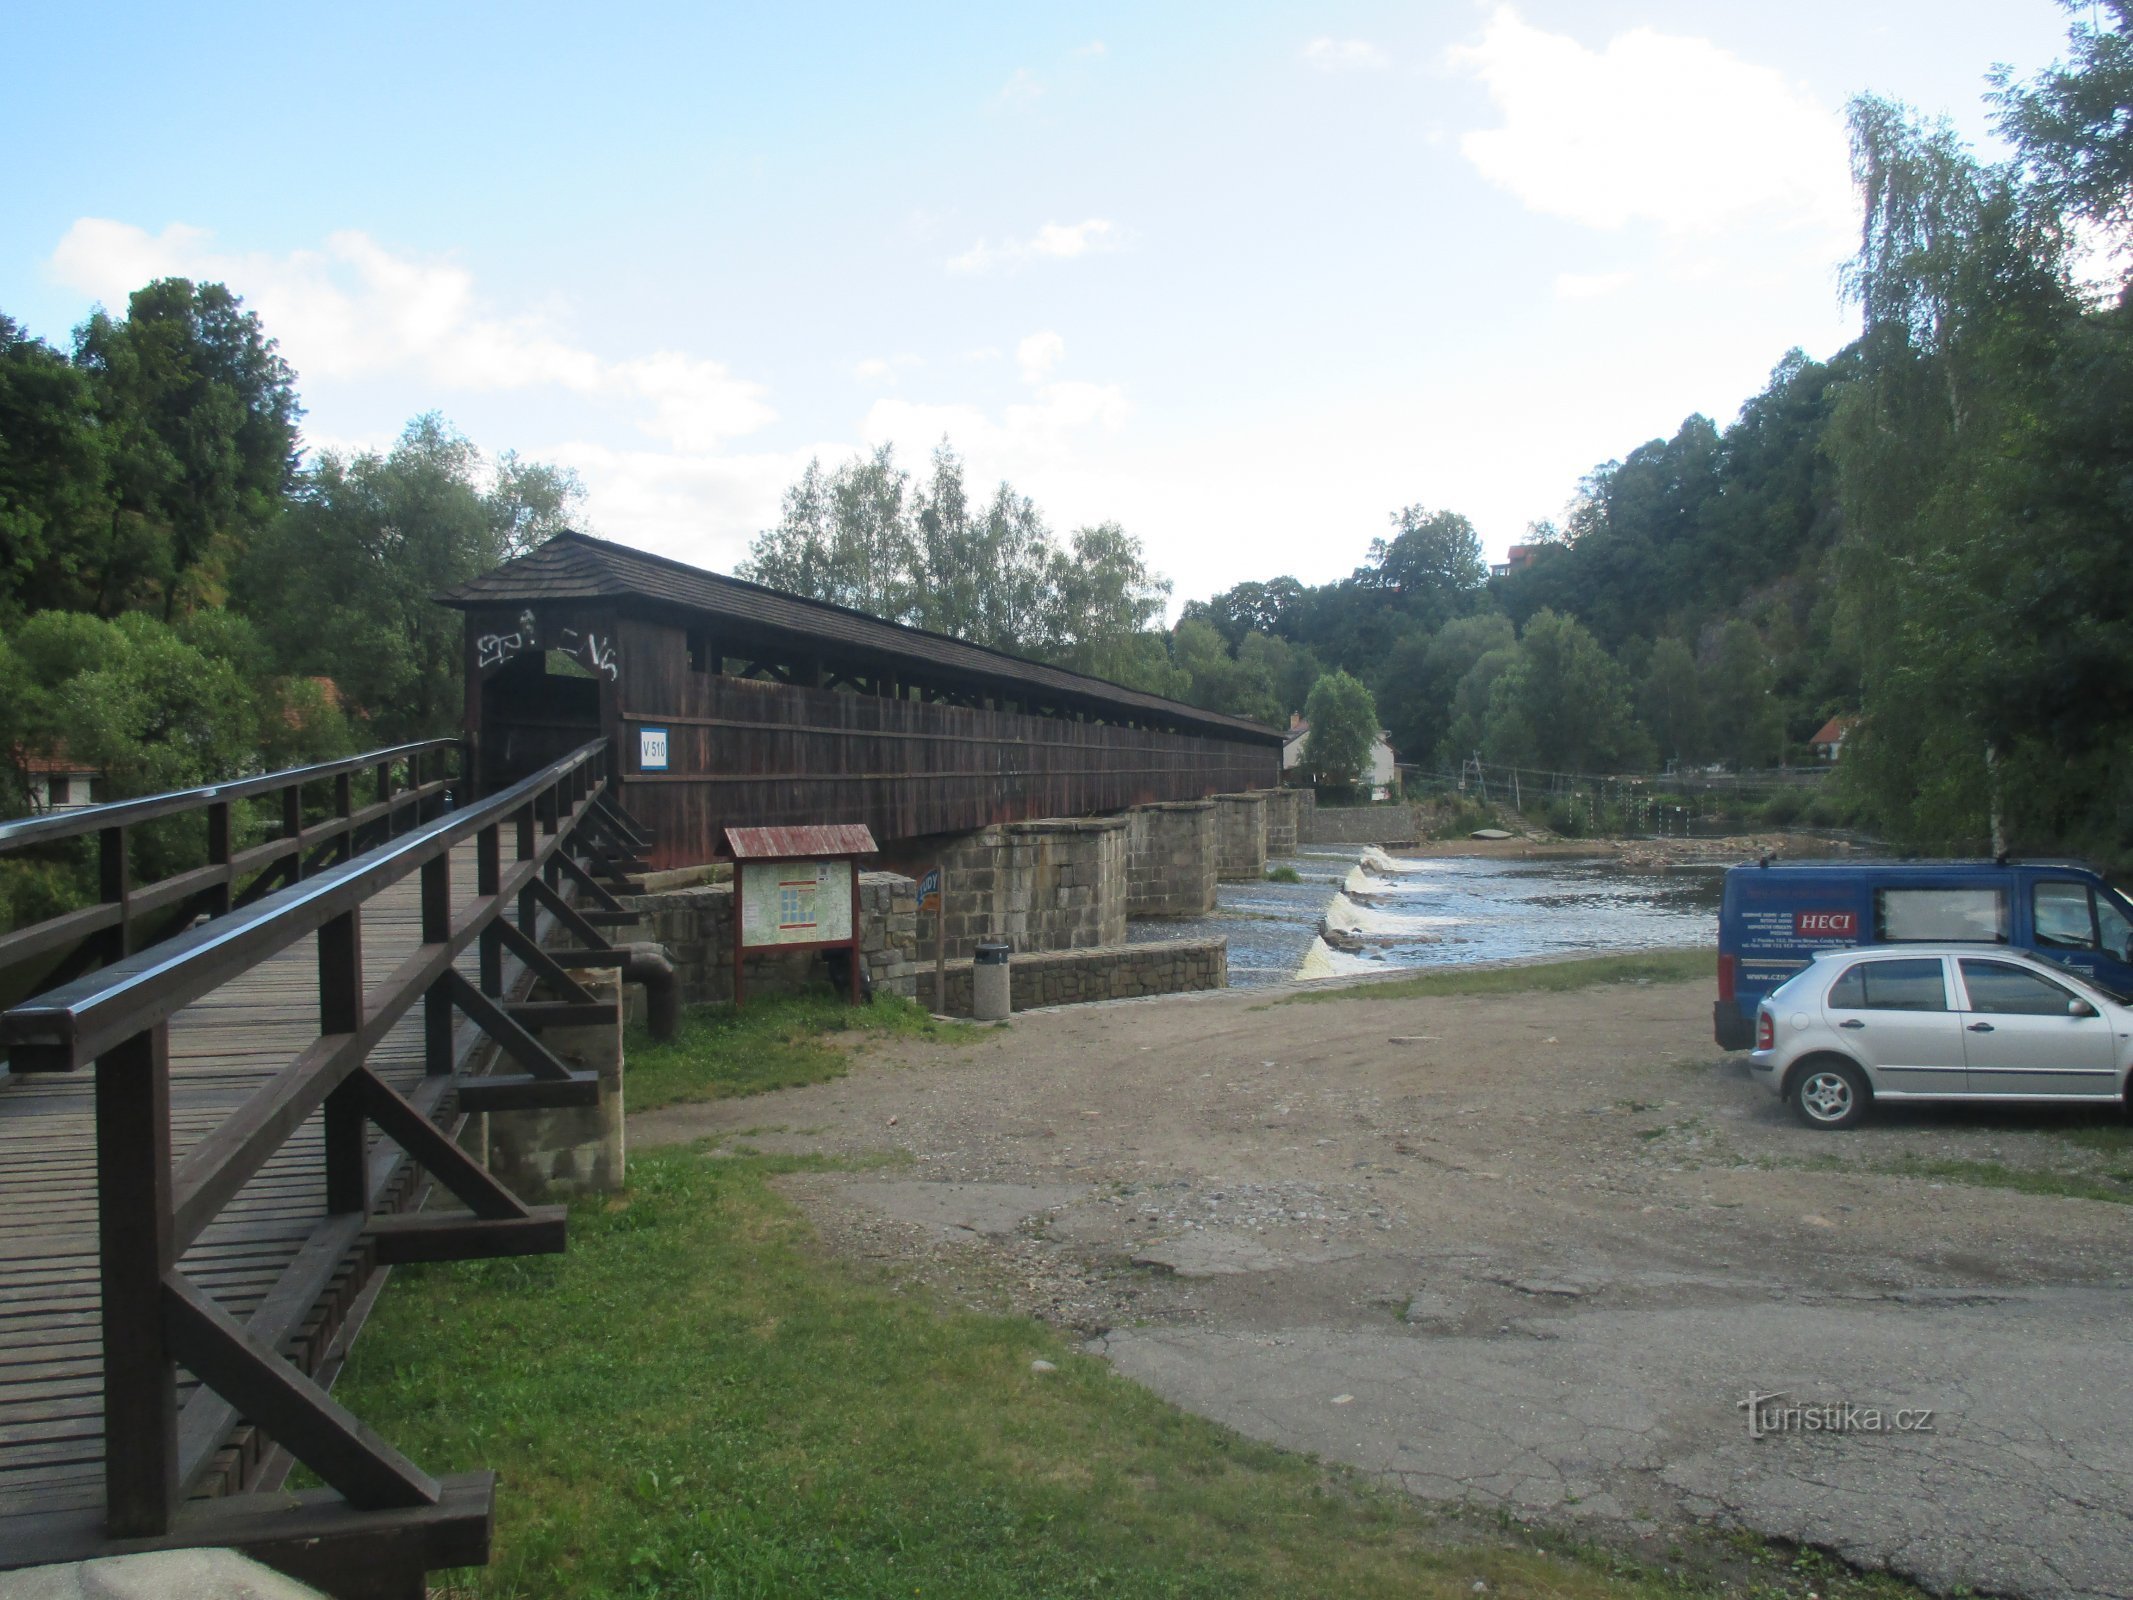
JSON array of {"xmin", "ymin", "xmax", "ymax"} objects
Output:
[{"xmin": 738, "ymin": 859, "xmax": 854, "ymax": 947}]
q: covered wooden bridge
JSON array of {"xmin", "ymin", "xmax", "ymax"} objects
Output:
[{"xmin": 440, "ymin": 532, "xmax": 1285, "ymax": 871}]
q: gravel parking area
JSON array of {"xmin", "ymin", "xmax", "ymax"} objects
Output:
[{"xmin": 636, "ymin": 969, "xmax": 2133, "ymax": 1598}]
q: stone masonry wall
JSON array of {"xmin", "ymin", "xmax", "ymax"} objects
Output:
[
  {"xmin": 1303, "ymin": 803, "xmax": 1426, "ymax": 846},
  {"xmin": 621, "ymin": 871, "xmax": 919, "ymax": 1007},
  {"xmin": 1212, "ymin": 792, "xmax": 1268, "ymax": 881},
  {"xmin": 922, "ymin": 817, "xmax": 1129, "ymax": 960},
  {"xmin": 1125, "ymin": 802, "xmax": 1218, "ymax": 917},
  {"xmin": 916, "ymin": 937, "xmax": 1226, "ymax": 1015},
  {"xmin": 485, "ymin": 967, "xmax": 625, "ymax": 1200},
  {"xmin": 1261, "ymin": 789, "xmax": 1304, "ymax": 858}
]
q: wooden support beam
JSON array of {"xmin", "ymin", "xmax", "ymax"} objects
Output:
[
  {"xmin": 490, "ymin": 915, "xmax": 597, "ymax": 1002},
  {"xmin": 444, "ymin": 970, "xmax": 580, "ymax": 1083},
  {"xmin": 454, "ymin": 1072, "xmax": 599, "ymax": 1112},
  {"xmin": 174, "ymin": 1212, "xmax": 368, "ymax": 1495},
  {"xmin": 506, "ymin": 1000, "xmax": 618, "ymax": 1029},
  {"xmin": 98, "ymin": 1026, "xmax": 178, "ymax": 1538},
  {"xmin": 367, "ymin": 1208, "xmax": 567, "ymax": 1265},
  {"xmin": 358, "ymin": 1067, "xmax": 530, "ymax": 1220},
  {"xmin": 162, "ymin": 1272, "xmax": 439, "ymax": 1512},
  {"xmin": 528, "ymin": 876, "xmax": 610, "ymax": 951},
  {"xmin": 550, "ymin": 847, "xmax": 630, "ymax": 914},
  {"xmin": 0, "ymin": 1474, "xmax": 496, "ymax": 1598}
]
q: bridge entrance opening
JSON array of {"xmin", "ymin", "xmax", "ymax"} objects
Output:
[{"xmin": 479, "ymin": 648, "xmax": 601, "ymax": 791}]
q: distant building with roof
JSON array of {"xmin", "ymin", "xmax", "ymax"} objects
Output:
[
  {"xmin": 1283, "ymin": 713, "xmax": 1396, "ymax": 797},
  {"xmin": 1810, "ymin": 716, "xmax": 1854, "ymax": 762}
]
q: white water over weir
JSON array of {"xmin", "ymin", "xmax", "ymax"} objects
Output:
[{"xmin": 1125, "ymin": 845, "xmax": 1718, "ymax": 988}]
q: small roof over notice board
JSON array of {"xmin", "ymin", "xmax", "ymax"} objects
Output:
[{"xmin": 724, "ymin": 824, "xmax": 878, "ymax": 859}]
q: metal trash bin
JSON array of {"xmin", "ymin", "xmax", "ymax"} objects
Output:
[{"xmin": 972, "ymin": 940, "xmax": 1012, "ymax": 1021}]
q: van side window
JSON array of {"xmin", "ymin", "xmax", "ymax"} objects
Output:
[
  {"xmin": 2098, "ymin": 894, "xmax": 2133, "ymax": 963},
  {"xmin": 2033, "ymin": 882, "xmax": 2096, "ymax": 950},
  {"xmin": 1826, "ymin": 966, "xmax": 1866, "ymax": 1009},
  {"xmin": 1959, "ymin": 959, "xmax": 2078, "ymax": 1016},
  {"xmin": 1857, "ymin": 958, "xmax": 1948, "ymax": 1011},
  {"xmin": 1875, "ymin": 887, "xmax": 2008, "ymax": 944}
]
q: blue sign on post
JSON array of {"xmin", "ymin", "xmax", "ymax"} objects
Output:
[{"xmin": 918, "ymin": 868, "xmax": 941, "ymax": 913}]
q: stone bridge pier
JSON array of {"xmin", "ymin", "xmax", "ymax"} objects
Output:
[{"xmin": 1126, "ymin": 801, "xmax": 1219, "ymax": 918}]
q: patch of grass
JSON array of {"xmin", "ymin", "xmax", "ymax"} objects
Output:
[
  {"xmin": 1881, "ymin": 1154, "xmax": 2133, "ymax": 1205},
  {"xmin": 2061, "ymin": 1123, "xmax": 2133, "ymax": 1156},
  {"xmin": 1774, "ymin": 1148, "xmax": 2133, "ymax": 1204},
  {"xmin": 1281, "ymin": 947, "xmax": 1714, "ymax": 1005},
  {"xmin": 624, "ymin": 993, "xmax": 977, "ymax": 1111},
  {"xmin": 339, "ymin": 1147, "xmax": 1834, "ymax": 1599},
  {"xmin": 1265, "ymin": 864, "xmax": 1302, "ymax": 884}
]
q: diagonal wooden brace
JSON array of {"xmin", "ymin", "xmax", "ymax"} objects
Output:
[
  {"xmin": 445, "ymin": 969, "xmax": 578, "ymax": 1081},
  {"xmin": 358, "ymin": 1066, "xmax": 529, "ymax": 1220},
  {"xmin": 551, "ymin": 847, "xmax": 630, "ymax": 915},
  {"xmin": 491, "ymin": 914, "xmax": 596, "ymax": 1002},
  {"xmin": 589, "ymin": 792, "xmax": 652, "ymax": 848},
  {"xmin": 163, "ymin": 1272, "xmax": 439, "ymax": 1511},
  {"xmin": 528, "ymin": 875, "xmax": 613, "ymax": 952}
]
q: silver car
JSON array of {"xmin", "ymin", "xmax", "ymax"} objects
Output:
[{"xmin": 1749, "ymin": 945, "xmax": 2133, "ymax": 1129}]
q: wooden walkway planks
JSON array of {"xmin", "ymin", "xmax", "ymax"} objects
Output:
[{"xmin": 0, "ymin": 842, "xmax": 489, "ymax": 1529}]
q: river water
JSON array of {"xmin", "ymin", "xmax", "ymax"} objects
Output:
[{"xmin": 1126, "ymin": 846, "xmax": 1722, "ymax": 988}]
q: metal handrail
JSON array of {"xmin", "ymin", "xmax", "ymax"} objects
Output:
[
  {"xmin": 3, "ymin": 739, "xmax": 605, "ymax": 1070},
  {"xmin": 0, "ymin": 739, "xmax": 460, "ymax": 850}
]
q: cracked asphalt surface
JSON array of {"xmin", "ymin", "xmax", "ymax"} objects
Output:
[{"xmin": 636, "ymin": 968, "xmax": 2133, "ymax": 1598}]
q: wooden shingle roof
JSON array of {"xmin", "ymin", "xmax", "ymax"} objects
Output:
[{"xmin": 439, "ymin": 532, "xmax": 1281, "ymax": 743}]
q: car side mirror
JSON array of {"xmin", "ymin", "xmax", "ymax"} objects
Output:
[{"xmin": 2070, "ymin": 998, "xmax": 2099, "ymax": 1018}]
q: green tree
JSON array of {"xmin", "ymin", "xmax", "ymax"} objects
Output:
[
  {"xmin": 1043, "ymin": 521, "xmax": 1172, "ymax": 676},
  {"xmin": 1302, "ymin": 671, "xmax": 1379, "ymax": 792},
  {"xmin": 73, "ymin": 279, "xmax": 299, "ymax": 618},
  {"xmin": 0, "ymin": 316, "xmax": 112, "ymax": 619},
  {"xmin": 1372, "ymin": 613, "xmax": 1516, "ymax": 769},
  {"xmin": 1992, "ymin": 2, "xmax": 2133, "ymax": 241},
  {"xmin": 234, "ymin": 415, "xmax": 580, "ymax": 740},
  {"xmin": 1354, "ymin": 506, "xmax": 1487, "ymax": 622},
  {"xmin": 1701, "ymin": 621, "xmax": 1784, "ymax": 770},
  {"xmin": 1481, "ymin": 610, "xmax": 1649, "ymax": 773},
  {"xmin": 1640, "ymin": 636, "xmax": 1706, "ymax": 766},
  {"xmin": 745, "ymin": 443, "xmax": 1174, "ymax": 685}
]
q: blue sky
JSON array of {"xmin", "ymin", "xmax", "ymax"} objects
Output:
[{"xmin": 2, "ymin": 2, "xmax": 2082, "ymax": 606}]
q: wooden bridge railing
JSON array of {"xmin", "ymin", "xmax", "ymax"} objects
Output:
[
  {"xmin": 0, "ymin": 738, "xmax": 463, "ymax": 1029},
  {"xmin": 0, "ymin": 736, "xmax": 658, "ymax": 1594}
]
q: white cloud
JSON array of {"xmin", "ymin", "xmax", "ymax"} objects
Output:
[
  {"xmin": 997, "ymin": 67, "xmax": 1044, "ymax": 107},
  {"xmin": 1016, "ymin": 331, "xmax": 1065, "ymax": 383},
  {"xmin": 853, "ymin": 353, "xmax": 924, "ymax": 385},
  {"xmin": 1072, "ymin": 40, "xmax": 1107, "ymax": 58},
  {"xmin": 1446, "ymin": 8, "xmax": 1853, "ymax": 241},
  {"xmin": 1554, "ymin": 270, "xmax": 1631, "ymax": 301},
  {"xmin": 947, "ymin": 217, "xmax": 1119, "ymax": 275},
  {"xmin": 1302, "ymin": 37, "xmax": 1390, "ymax": 72},
  {"xmin": 858, "ymin": 379, "xmax": 1131, "ymax": 494},
  {"xmin": 544, "ymin": 440, "xmax": 825, "ymax": 569},
  {"xmin": 47, "ymin": 218, "xmax": 775, "ymax": 447}
]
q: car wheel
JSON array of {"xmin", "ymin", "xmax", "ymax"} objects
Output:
[{"xmin": 1790, "ymin": 1058, "xmax": 1869, "ymax": 1130}]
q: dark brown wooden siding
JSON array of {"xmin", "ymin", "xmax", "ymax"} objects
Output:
[{"xmin": 469, "ymin": 607, "xmax": 1282, "ymax": 869}]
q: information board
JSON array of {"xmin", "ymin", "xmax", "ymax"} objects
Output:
[
  {"xmin": 739, "ymin": 859, "xmax": 853, "ymax": 947},
  {"xmin": 638, "ymin": 725, "xmax": 670, "ymax": 772}
]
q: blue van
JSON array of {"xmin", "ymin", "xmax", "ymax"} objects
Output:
[{"xmin": 1714, "ymin": 859, "xmax": 2133, "ymax": 1049}]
